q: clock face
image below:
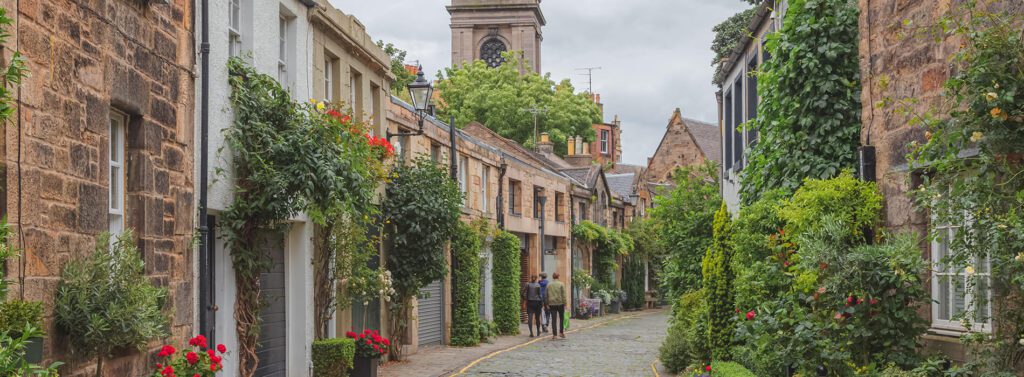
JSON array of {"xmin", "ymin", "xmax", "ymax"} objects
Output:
[{"xmin": 480, "ymin": 38, "xmax": 508, "ymax": 68}]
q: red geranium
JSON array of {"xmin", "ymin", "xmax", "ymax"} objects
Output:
[
  {"xmin": 346, "ymin": 329, "xmax": 390, "ymax": 358},
  {"xmin": 150, "ymin": 335, "xmax": 227, "ymax": 377}
]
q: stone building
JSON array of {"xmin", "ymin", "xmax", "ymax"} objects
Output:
[
  {"xmin": 858, "ymin": 0, "xmax": 1023, "ymax": 361},
  {"xmin": 198, "ymin": 0, "xmax": 392, "ymax": 375},
  {"xmin": 590, "ymin": 115, "xmax": 622, "ymax": 166},
  {"xmin": 447, "ymin": 0, "xmax": 545, "ymax": 72},
  {"xmin": 644, "ymin": 108, "xmax": 721, "ymax": 186},
  {"xmin": 4, "ymin": 0, "xmax": 196, "ymax": 375}
]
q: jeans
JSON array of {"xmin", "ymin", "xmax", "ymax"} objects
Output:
[
  {"xmin": 526, "ymin": 300, "xmax": 543, "ymax": 334},
  {"xmin": 548, "ymin": 305, "xmax": 565, "ymax": 335}
]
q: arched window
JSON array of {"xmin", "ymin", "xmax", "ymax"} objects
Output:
[{"xmin": 480, "ymin": 38, "xmax": 507, "ymax": 68}]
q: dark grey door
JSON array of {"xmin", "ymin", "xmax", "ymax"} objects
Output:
[
  {"xmin": 255, "ymin": 235, "xmax": 286, "ymax": 377},
  {"xmin": 417, "ymin": 280, "xmax": 444, "ymax": 346}
]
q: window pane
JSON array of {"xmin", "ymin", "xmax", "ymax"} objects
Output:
[
  {"xmin": 110, "ymin": 166, "xmax": 120, "ymax": 210},
  {"xmin": 953, "ymin": 276, "xmax": 967, "ymax": 316},
  {"xmin": 975, "ymin": 276, "xmax": 990, "ymax": 321},
  {"xmin": 230, "ymin": 0, "xmax": 240, "ymax": 30},
  {"xmin": 937, "ymin": 275, "xmax": 950, "ymax": 320}
]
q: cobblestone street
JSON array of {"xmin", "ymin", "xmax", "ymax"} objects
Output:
[{"xmin": 452, "ymin": 310, "xmax": 669, "ymax": 377}]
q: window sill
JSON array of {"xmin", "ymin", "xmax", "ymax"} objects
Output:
[{"xmin": 510, "ymin": 212, "xmax": 522, "ymax": 218}]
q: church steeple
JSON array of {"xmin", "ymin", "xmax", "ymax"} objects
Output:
[{"xmin": 447, "ymin": 0, "xmax": 545, "ymax": 73}]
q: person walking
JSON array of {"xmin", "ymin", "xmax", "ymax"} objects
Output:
[
  {"xmin": 522, "ymin": 275, "xmax": 544, "ymax": 337},
  {"xmin": 538, "ymin": 272, "xmax": 549, "ymax": 333},
  {"xmin": 545, "ymin": 272, "xmax": 567, "ymax": 339}
]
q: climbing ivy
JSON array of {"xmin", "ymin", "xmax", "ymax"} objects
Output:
[
  {"xmin": 622, "ymin": 256, "xmax": 646, "ymax": 310},
  {"xmin": 740, "ymin": 0, "xmax": 862, "ymax": 204},
  {"xmin": 572, "ymin": 221, "xmax": 632, "ymax": 289},
  {"xmin": 492, "ymin": 231, "xmax": 521, "ymax": 335},
  {"xmin": 711, "ymin": 7, "xmax": 758, "ymax": 86},
  {"xmin": 223, "ymin": 58, "xmax": 386, "ymax": 376},
  {"xmin": 450, "ymin": 222, "xmax": 483, "ymax": 346}
]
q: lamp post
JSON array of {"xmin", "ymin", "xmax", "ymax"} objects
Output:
[{"xmin": 387, "ymin": 66, "xmax": 433, "ymax": 140}]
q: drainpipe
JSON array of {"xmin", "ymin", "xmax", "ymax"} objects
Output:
[
  {"xmin": 198, "ymin": 0, "xmax": 213, "ymax": 342},
  {"xmin": 496, "ymin": 160, "xmax": 507, "ymax": 230},
  {"xmin": 538, "ymin": 194, "xmax": 546, "ymax": 271},
  {"xmin": 449, "ymin": 115, "xmax": 458, "ymax": 181},
  {"xmin": 448, "ymin": 115, "xmax": 458, "ymax": 346}
]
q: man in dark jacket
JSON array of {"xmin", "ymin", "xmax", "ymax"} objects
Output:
[
  {"xmin": 538, "ymin": 272, "xmax": 549, "ymax": 333},
  {"xmin": 522, "ymin": 275, "xmax": 543, "ymax": 337}
]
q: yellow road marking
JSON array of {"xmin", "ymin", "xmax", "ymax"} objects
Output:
[
  {"xmin": 651, "ymin": 360, "xmax": 661, "ymax": 377},
  {"xmin": 448, "ymin": 310, "xmax": 663, "ymax": 377}
]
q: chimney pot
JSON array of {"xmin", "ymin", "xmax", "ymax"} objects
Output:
[{"xmin": 567, "ymin": 136, "xmax": 576, "ymax": 155}]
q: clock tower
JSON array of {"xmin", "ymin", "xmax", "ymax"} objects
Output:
[{"xmin": 447, "ymin": 0, "xmax": 545, "ymax": 73}]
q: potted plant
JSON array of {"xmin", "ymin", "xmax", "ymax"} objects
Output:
[
  {"xmin": 148, "ymin": 335, "xmax": 228, "ymax": 377},
  {"xmin": 345, "ymin": 329, "xmax": 390, "ymax": 377},
  {"xmin": 609, "ymin": 290, "xmax": 626, "ymax": 314},
  {"xmin": 0, "ymin": 300, "xmax": 44, "ymax": 362}
]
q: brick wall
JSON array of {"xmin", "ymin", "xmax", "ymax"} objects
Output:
[
  {"xmin": 858, "ymin": 0, "xmax": 1024, "ymax": 360},
  {"xmin": 5, "ymin": 0, "xmax": 195, "ymax": 375}
]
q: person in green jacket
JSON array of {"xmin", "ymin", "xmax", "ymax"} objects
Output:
[{"xmin": 544, "ymin": 272, "xmax": 567, "ymax": 339}]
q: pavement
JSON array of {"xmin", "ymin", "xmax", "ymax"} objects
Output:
[{"xmin": 380, "ymin": 309, "xmax": 670, "ymax": 377}]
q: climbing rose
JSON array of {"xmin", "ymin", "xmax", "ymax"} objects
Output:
[
  {"xmin": 745, "ymin": 311, "xmax": 756, "ymax": 321},
  {"xmin": 186, "ymin": 351, "xmax": 199, "ymax": 365},
  {"xmin": 706, "ymin": 365, "xmax": 712, "ymax": 372}
]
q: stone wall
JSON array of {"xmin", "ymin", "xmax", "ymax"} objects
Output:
[
  {"xmin": 4, "ymin": 0, "xmax": 195, "ymax": 375},
  {"xmin": 858, "ymin": 0, "xmax": 1024, "ymax": 360},
  {"xmin": 645, "ymin": 110, "xmax": 709, "ymax": 184}
]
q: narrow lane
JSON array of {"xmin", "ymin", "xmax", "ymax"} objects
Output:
[{"xmin": 455, "ymin": 310, "xmax": 669, "ymax": 377}]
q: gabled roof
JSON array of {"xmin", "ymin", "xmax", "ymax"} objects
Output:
[
  {"xmin": 606, "ymin": 173, "xmax": 636, "ymax": 201},
  {"xmin": 648, "ymin": 108, "xmax": 722, "ymax": 169}
]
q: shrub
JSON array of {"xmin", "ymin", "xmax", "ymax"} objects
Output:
[
  {"xmin": 0, "ymin": 300, "xmax": 42, "ymax": 335},
  {"xmin": 312, "ymin": 338, "xmax": 356, "ymax": 377},
  {"xmin": 55, "ymin": 231, "xmax": 168, "ymax": 375},
  {"xmin": 731, "ymin": 190, "xmax": 789, "ymax": 311},
  {"xmin": 650, "ymin": 162, "xmax": 721, "ymax": 306},
  {"xmin": 478, "ymin": 320, "xmax": 498, "ymax": 344},
  {"xmin": 711, "ymin": 361, "xmax": 756, "ymax": 377},
  {"xmin": 622, "ymin": 256, "xmax": 646, "ymax": 310},
  {"xmin": 702, "ymin": 203, "xmax": 735, "ymax": 360},
  {"xmin": 779, "ymin": 170, "xmax": 882, "ymax": 242},
  {"xmin": 450, "ymin": 222, "xmax": 482, "ymax": 346},
  {"xmin": 659, "ymin": 290, "xmax": 709, "ymax": 374},
  {"xmin": 492, "ymin": 231, "xmax": 521, "ymax": 335}
]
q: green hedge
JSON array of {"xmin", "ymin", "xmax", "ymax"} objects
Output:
[
  {"xmin": 621, "ymin": 256, "xmax": 645, "ymax": 310},
  {"xmin": 450, "ymin": 222, "xmax": 482, "ymax": 346},
  {"xmin": 711, "ymin": 361, "xmax": 755, "ymax": 377},
  {"xmin": 312, "ymin": 338, "xmax": 355, "ymax": 377},
  {"xmin": 492, "ymin": 231, "xmax": 520, "ymax": 335},
  {"xmin": 659, "ymin": 290, "xmax": 709, "ymax": 374}
]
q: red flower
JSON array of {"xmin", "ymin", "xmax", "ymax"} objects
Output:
[
  {"xmin": 158, "ymin": 345, "xmax": 176, "ymax": 357},
  {"xmin": 207, "ymin": 349, "xmax": 217, "ymax": 358},
  {"xmin": 869, "ymin": 298, "xmax": 879, "ymax": 305},
  {"xmin": 211, "ymin": 354, "xmax": 222, "ymax": 364},
  {"xmin": 189, "ymin": 335, "xmax": 208, "ymax": 349},
  {"xmin": 857, "ymin": 298, "xmax": 864, "ymax": 305},
  {"xmin": 186, "ymin": 351, "xmax": 199, "ymax": 365},
  {"xmin": 846, "ymin": 296, "xmax": 856, "ymax": 306},
  {"xmin": 346, "ymin": 331, "xmax": 357, "ymax": 338},
  {"xmin": 382, "ymin": 338, "xmax": 390, "ymax": 346},
  {"xmin": 194, "ymin": 374, "xmax": 201, "ymax": 377},
  {"xmin": 161, "ymin": 365, "xmax": 175, "ymax": 377},
  {"xmin": 366, "ymin": 340, "xmax": 372, "ymax": 345},
  {"xmin": 211, "ymin": 363, "xmax": 221, "ymax": 372},
  {"xmin": 706, "ymin": 365, "xmax": 712, "ymax": 372},
  {"xmin": 783, "ymin": 260, "xmax": 791, "ymax": 267},
  {"xmin": 217, "ymin": 343, "xmax": 227, "ymax": 353},
  {"xmin": 745, "ymin": 311, "xmax": 756, "ymax": 321}
]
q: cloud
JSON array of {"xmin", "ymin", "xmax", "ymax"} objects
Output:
[{"xmin": 330, "ymin": 0, "xmax": 751, "ymax": 165}]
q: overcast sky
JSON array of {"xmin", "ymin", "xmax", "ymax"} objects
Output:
[{"xmin": 330, "ymin": 0, "xmax": 751, "ymax": 165}]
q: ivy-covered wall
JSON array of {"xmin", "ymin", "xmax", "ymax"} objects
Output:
[
  {"xmin": 450, "ymin": 222, "xmax": 482, "ymax": 346},
  {"xmin": 492, "ymin": 231, "xmax": 521, "ymax": 335}
]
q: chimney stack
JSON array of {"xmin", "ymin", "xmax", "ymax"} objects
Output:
[
  {"xmin": 538, "ymin": 132, "xmax": 554, "ymax": 154},
  {"xmin": 613, "ymin": 114, "xmax": 621, "ymax": 127}
]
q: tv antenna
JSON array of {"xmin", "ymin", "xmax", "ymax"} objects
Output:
[{"xmin": 575, "ymin": 67, "xmax": 602, "ymax": 93}]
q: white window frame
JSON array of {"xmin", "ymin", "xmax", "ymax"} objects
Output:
[
  {"xmin": 109, "ymin": 110, "xmax": 127, "ymax": 237},
  {"xmin": 459, "ymin": 155, "xmax": 469, "ymax": 206},
  {"xmin": 228, "ymin": 0, "xmax": 242, "ymax": 57},
  {"xmin": 930, "ymin": 214, "xmax": 992, "ymax": 334},
  {"xmin": 600, "ymin": 130, "xmax": 609, "ymax": 154},
  {"xmin": 480, "ymin": 165, "xmax": 489, "ymax": 213},
  {"xmin": 324, "ymin": 58, "xmax": 334, "ymax": 102},
  {"xmin": 277, "ymin": 15, "xmax": 289, "ymax": 87}
]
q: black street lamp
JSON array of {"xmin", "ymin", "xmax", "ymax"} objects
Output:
[{"xmin": 387, "ymin": 66, "xmax": 433, "ymax": 140}]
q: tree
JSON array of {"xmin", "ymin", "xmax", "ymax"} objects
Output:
[
  {"xmin": 55, "ymin": 232, "xmax": 168, "ymax": 377},
  {"xmin": 649, "ymin": 161, "xmax": 722, "ymax": 305},
  {"xmin": 702, "ymin": 203, "xmax": 735, "ymax": 361},
  {"xmin": 383, "ymin": 158, "xmax": 462, "ymax": 358},
  {"xmin": 711, "ymin": 7, "xmax": 758, "ymax": 86},
  {"xmin": 740, "ymin": 0, "xmax": 862, "ymax": 204},
  {"xmin": 376, "ymin": 41, "xmax": 416, "ymax": 98},
  {"xmin": 436, "ymin": 53, "xmax": 601, "ymax": 154}
]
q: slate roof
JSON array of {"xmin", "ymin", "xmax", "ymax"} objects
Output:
[
  {"xmin": 682, "ymin": 117, "xmax": 722, "ymax": 167},
  {"xmin": 605, "ymin": 173, "xmax": 636, "ymax": 200}
]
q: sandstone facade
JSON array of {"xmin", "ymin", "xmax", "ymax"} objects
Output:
[
  {"xmin": 644, "ymin": 109, "xmax": 720, "ymax": 185},
  {"xmin": 3, "ymin": 0, "xmax": 196, "ymax": 375}
]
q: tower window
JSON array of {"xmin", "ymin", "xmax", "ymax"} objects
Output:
[{"xmin": 480, "ymin": 38, "xmax": 507, "ymax": 68}]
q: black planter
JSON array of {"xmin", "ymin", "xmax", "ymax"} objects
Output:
[
  {"xmin": 352, "ymin": 355, "xmax": 379, "ymax": 377},
  {"xmin": 610, "ymin": 300, "xmax": 621, "ymax": 314},
  {"xmin": 24, "ymin": 336, "xmax": 43, "ymax": 364}
]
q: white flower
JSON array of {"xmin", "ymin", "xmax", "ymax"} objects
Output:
[
  {"xmin": 1019, "ymin": 338, "xmax": 1024, "ymax": 346},
  {"xmin": 1015, "ymin": 253, "xmax": 1024, "ymax": 263},
  {"xmin": 984, "ymin": 92, "xmax": 998, "ymax": 102},
  {"xmin": 965, "ymin": 265, "xmax": 975, "ymax": 275}
]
